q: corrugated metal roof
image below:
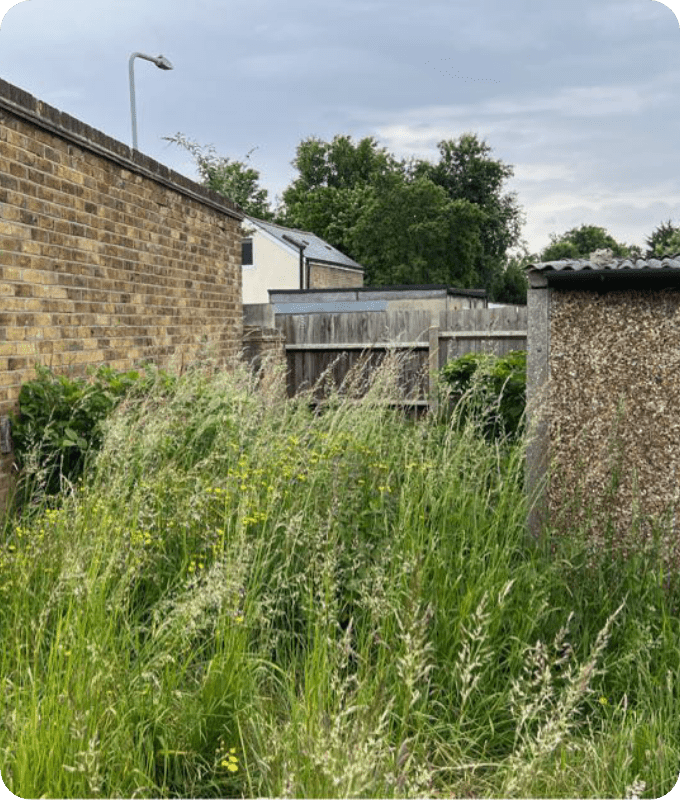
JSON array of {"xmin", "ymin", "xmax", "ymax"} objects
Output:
[
  {"xmin": 245, "ymin": 216, "xmax": 364, "ymax": 271},
  {"xmin": 528, "ymin": 255, "xmax": 680, "ymax": 272}
]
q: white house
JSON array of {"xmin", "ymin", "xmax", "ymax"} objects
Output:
[{"xmin": 241, "ymin": 216, "xmax": 364, "ymax": 305}]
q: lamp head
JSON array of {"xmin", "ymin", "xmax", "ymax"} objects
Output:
[{"xmin": 153, "ymin": 55, "xmax": 173, "ymax": 70}]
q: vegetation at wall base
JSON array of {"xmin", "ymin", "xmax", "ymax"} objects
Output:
[
  {"xmin": 0, "ymin": 358, "xmax": 678, "ymax": 798},
  {"xmin": 9, "ymin": 363, "xmax": 175, "ymax": 509}
]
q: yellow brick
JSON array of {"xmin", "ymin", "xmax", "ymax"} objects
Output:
[
  {"xmin": 44, "ymin": 286, "xmax": 68, "ymax": 300},
  {"xmin": 5, "ymin": 327, "xmax": 25, "ymax": 341},
  {"xmin": 24, "ymin": 327, "xmax": 44, "ymax": 340},
  {"xmin": 19, "ymin": 240, "xmax": 41, "ymax": 255},
  {"xmin": 21, "ymin": 269, "xmax": 48, "ymax": 284},
  {"xmin": 55, "ymin": 165, "xmax": 84, "ymax": 185},
  {"xmin": 0, "ymin": 372, "xmax": 20, "ymax": 387},
  {"xmin": 6, "ymin": 386, "xmax": 21, "ymax": 402},
  {"xmin": 13, "ymin": 298, "xmax": 41, "ymax": 312},
  {"xmin": 70, "ymin": 350, "xmax": 101, "ymax": 364},
  {"xmin": 0, "ymin": 221, "xmax": 29, "ymax": 239},
  {"xmin": 5, "ymin": 130, "xmax": 26, "ymax": 147},
  {"xmin": 42, "ymin": 327, "xmax": 62, "ymax": 339},
  {"xmin": 13, "ymin": 342, "xmax": 38, "ymax": 356}
]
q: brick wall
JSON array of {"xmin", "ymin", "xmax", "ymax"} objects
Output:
[
  {"xmin": 309, "ymin": 262, "xmax": 363, "ymax": 289},
  {"xmin": 0, "ymin": 79, "xmax": 244, "ymax": 506}
]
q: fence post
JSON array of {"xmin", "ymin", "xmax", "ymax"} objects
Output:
[{"xmin": 428, "ymin": 324, "xmax": 440, "ymax": 414}]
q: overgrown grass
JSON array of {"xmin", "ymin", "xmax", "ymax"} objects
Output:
[{"xmin": 0, "ymin": 356, "xmax": 678, "ymax": 798}]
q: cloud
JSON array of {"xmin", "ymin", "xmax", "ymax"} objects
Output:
[
  {"xmin": 592, "ymin": 0, "xmax": 679, "ymax": 30},
  {"xmin": 515, "ymin": 181, "xmax": 680, "ymax": 253},
  {"xmin": 512, "ymin": 164, "xmax": 576, "ymax": 183},
  {"xmin": 363, "ymin": 65, "xmax": 680, "ymax": 255}
]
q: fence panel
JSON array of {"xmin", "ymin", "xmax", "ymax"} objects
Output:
[
  {"xmin": 276, "ymin": 307, "xmax": 527, "ymax": 405},
  {"xmin": 438, "ymin": 306, "xmax": 528, "ymax": 366},
  {"xmin": 281, "ymin": 310, "xmax": 431, "ymax": 399}
]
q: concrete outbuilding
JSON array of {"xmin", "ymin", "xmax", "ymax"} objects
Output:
[{"xmin": 526, "ymin": 254, "xmax": 680, "ymax": 561}]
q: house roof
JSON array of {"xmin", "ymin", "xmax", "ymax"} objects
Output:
[{"xmin": 244, "ymin": 216, "xmax": 364, "ymax": 271}]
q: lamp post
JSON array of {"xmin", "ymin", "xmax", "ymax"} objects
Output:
[{"xmin": 128, "ymin": 52, "xmax": 173, "ymax": 151}]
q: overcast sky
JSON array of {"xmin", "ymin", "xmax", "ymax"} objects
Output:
[{"xmin": 1, "ymin": 0, "xmax": 680, "ymax": 256}]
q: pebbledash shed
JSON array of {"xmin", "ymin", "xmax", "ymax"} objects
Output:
[{"xmin": 525, "ymin": 252, "xmax": 680, "ymax": 559}]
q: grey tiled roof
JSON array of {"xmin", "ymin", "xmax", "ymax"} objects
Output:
[
  {"xmin": 528, "ymin": 255, "xmax": 680, "ymax": 272},
  {"xmin": 245, "ymin": 216, "xmax": 364, "ymax": 271}
]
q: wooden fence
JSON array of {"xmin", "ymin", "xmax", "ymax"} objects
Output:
[{"xmin": 277, "ymin": 306, "xmax": 527, "ymax": 408}]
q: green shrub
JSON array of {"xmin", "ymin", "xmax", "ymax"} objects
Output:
[
  {"xmin": 10, "ymin": 363, "xmax": 173, "ymax": 502},
  {"xmin": 439, "ymin": 349, "xmax": 526, "ymax": 440}
]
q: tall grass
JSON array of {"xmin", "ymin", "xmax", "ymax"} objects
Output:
[{"xmin": 0, "ymin": 356, "xmax": 678, "ymax": 798}]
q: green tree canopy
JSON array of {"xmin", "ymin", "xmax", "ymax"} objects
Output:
[
  {"xmin": 645, "ymin": 220, "xmax": 680, "ymax": 257},
  {"xmin": 284, "ymin": 134, "xmax": 399, "ymax": 193},
  {"xmin": 348, "ymin": 175, "xmax": 484, "ymax": 286},
  {"xmin": 657, "ymin": 229, "xmax": 680, "ymax": 256},
  {"xmin": 414, "ymin": 134, "xmax": 524, "ymax": 293},
  {"xmin": 540, "ymin": 224, "xmax": 640, "ymax": 261},
  {"xmin": 164, "ymin": 133, "xmax": 273, "ymax": 219},
  {"xmin": 493, "ymin": 249, "xmax": 530, "ymax": 305},
  {"xmin": 279, "ymin": 132, "xmax": 524, "ymax": 301},
  {"xmin": 278, "ymin": 134, "xmax": 400, "ymax": 258}
]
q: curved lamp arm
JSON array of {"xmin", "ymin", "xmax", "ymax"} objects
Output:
[{"xmin": 129, "ymin": 52, "xmax": 174, "ymax": 151}]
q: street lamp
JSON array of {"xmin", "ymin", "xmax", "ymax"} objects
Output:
[{"xmin": 128, "ymin": 52, "xmax": 174, "ymax": 151}]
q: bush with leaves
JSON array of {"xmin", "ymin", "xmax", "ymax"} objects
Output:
[
  {"xmin": 439, "ymin": 350, "xmax": 526, "ymax": 440},
  {"xmin": 10, "ymin": 364, "xmax": 173, "ymax": 502}
]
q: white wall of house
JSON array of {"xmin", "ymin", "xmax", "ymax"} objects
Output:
[{"xmin": 242, "ymin": 229, "xmax": 301, "ymax": 305}]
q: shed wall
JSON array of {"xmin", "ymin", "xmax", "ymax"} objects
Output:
[{"xmin": 548, "ymin": 287, "xmax": 680, "ymax": 553}]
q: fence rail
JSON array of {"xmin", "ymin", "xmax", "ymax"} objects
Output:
[
  {"xmin": 284, "ymin": 341, "xmax": 428, "ymax": 351},
  {"xmin": 277, "ymin": 306, "xmax": 527, "ymax": 408},
  {"xmin": 440, "ymin": 330, "xmax": 527, "ymax": 339}
]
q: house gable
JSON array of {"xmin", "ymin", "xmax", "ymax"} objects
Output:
[{"xmin": 242, "ymin": 216, "xmax": 364, "ymax": 303}]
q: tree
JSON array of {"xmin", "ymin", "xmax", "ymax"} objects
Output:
[
  {"xmin": 164, "ymin": 133, "xmax": 273, "ymax": 219},
  {"xmin": 492, "ymin": 247, "xmax": 531, "ymax": 305},
  {"xmin": 349, "ymin": 175, "xmax": 484, "ymax": 286},
  {"xmin": 645, "ymin": 220, "xmax": 680, "ymax": 257},
  {"xmin": 279, "ymin": 132, "xmax": 524, "ymax": 296},
  {"xmin": 278, "ymin": 134, "xmax": 400, "ymax": 255},
  {"xmin": 658, "ymin": 229, "xmax": 680, "ymax": 255},
  {"xmin": 413, "ymin": 134, "xmax": 524, "ymax": 293},
  {"xmin": 540, "ymin": 224, "xmax": 639, "ymax": 261},
  {"xmin": 282, "ymin": 134, "xmax": 399, "ymax": 195}
]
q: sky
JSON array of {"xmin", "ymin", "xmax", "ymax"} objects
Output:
[{"xmin": 1, "ymin": 0, "xmax": 680, "ymax": 257}]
